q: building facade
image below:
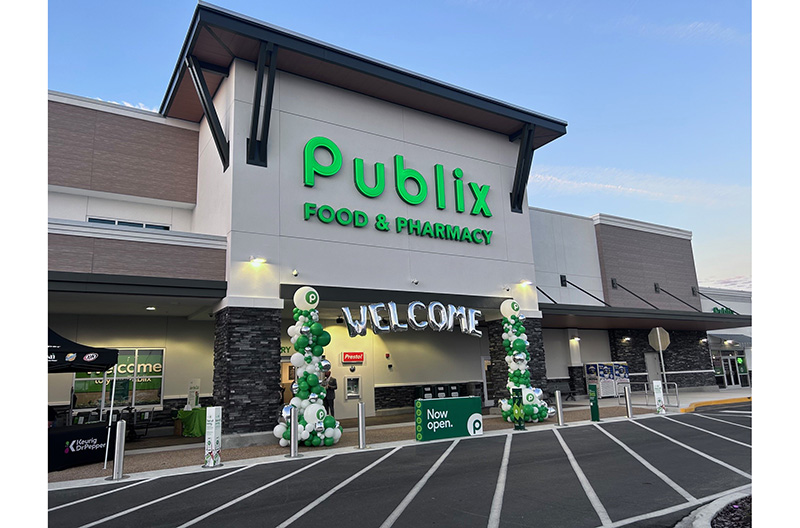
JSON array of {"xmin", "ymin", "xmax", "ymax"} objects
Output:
[{"xmin": 48, "ymin": 4, "xmax": 750, "ymax": 443}]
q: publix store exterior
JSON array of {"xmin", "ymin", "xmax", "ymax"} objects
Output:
[{"xmin": 47, "ymin": 3, "xmax": 750, "ymax": 443}]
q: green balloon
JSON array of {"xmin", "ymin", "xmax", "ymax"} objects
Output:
[
  {"xmin": 282, "ymin": 429, "xmax": 291, "ymax": 440},
  {"xmin": 513, "ymin": 339, "xmax": 526, "ymax": 352},
  {"xmin": 312, "ymin": 345, "xmax": 324, "ymax": 357},
  {"xmin": 523, "ymin": 404, "xmax": 534, "ymax": 416},
  {"xmin": 298, "ymin": 381, "xmax": 309, "ymax": 391},
  {"xmin": 324, "ymin": 437, "xmax": 334, "ymax": 446},
  {"xmin": 311, "ymin": 436, "xmax": 321, "ymax": 447},
  {"xmin": 296, "ymin": 335, "xmax": 309, "ymax": 349},
  {"xmin": 310, "ymin": 322, "xmax": 324, "ymax": 336},
  {"xmin": 316, "ymin": 331, "xmax": 331, "ymax": 347},
  {"xmin": 297, "ymin": 390, "xmax": 309, "ymax": 400},
  {"xmin": 323, "ymin": 416, "xmax": 336, "ymax": 428},
  {"xmin": 304, "ymin": 439, "xmax": 312, "ymax": 446},
  {"xmin": 307, "ymin": 374, "xmax": 319, "ymax": 387}
]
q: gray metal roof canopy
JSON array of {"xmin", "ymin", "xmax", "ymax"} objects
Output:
[{"xmin": 160, "ymin": 2, "xmax": 568, "ymax": 211}]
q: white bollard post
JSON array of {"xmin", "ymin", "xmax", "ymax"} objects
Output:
[
  {"xmin": 286, "ymin": 406, "xmax": 302, "ymax": 458},
  {"xmin": 624, "ymin": 385, "xmax": 634, "ymax": 418},
  {"xmin": 109, "ymin": 420, "xmax": 127, "ymax": 481},
  {"xmin": 555, "ymin": 390, "xmax": 565, "ymax": 426},
  {"xmin": 357, "ymin": 401, "xmax": 367, "ymax": 449}
]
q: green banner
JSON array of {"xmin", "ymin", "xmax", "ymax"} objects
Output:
[{"xmin": 415, "ymin": 396, "xmax": 483, "ymax": 442}]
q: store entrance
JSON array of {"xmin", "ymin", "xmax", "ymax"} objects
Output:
[{"xmin": 721, "ymin": 356, "xmax": 741, "ymax": 388}]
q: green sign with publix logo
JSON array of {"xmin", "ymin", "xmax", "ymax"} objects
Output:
[
  {"xmin": 302, "ymin": 136, "xmax": 495, "ymax": 248},
  {"xmin": 415, "ymin": 396, "xmax": 483, "ymax": 441}
]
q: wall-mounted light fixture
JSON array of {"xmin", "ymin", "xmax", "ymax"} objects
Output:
[
  {"xmin": 724, "ymin": 340, "xmax": 735, "ymax": 346},
  {"xmin": 700, "ymin": 338, "xmax": 708, "ymax": 344},
  {"xmin": 571, "ymin": 336, "xmax": 581, "ymax": 342},
  {"xmin": 621, "ymin": 336, "xmax": 631, "ymax": 343},
  {"xmin": 145, "ymin": 306, "xmax": 156, "ymax": 311},
  {"xmin": 249, "ymin": 256, "xmax": 267, "ymax": 266},
  {"xmin": 520, "ymin": 279, "xmax": 532, "ymax": 286},
  {"xmin": 292, "ymin": 269, "xmax": 299, "ymax": 276}
]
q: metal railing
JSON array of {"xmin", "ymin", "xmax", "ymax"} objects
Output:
[{"xmin": 619, "ymin": 381, "xmax": 680, "ymax": 408}]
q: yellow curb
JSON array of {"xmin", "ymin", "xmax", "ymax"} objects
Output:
[{"xmin": 680, "ymin": 396, "xmax": 752, "ymax": 413}]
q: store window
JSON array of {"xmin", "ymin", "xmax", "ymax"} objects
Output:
[
  {"xmin": 88, "ymin": 217, "xmax": 170, "ymax": 230},
  {"xmin": 73, "ymin": 348, "xmax": 165, "ymax": 409}
]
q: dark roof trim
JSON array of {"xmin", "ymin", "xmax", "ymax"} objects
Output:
[
  {"xmin": 540, "ymin": 302, "xmax": 752, "ymax": 332},
  {"xmin": 49, "ymin": 271, "xmax": 227, "ymax": 299},
  {"xmin": 160, "ymin": 2, "xmax": 567, "ymax": 138}
]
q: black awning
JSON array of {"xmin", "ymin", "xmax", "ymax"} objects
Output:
[{"xmin": 47, "ymin": 329, "xmax": 118, "ymax": 373}]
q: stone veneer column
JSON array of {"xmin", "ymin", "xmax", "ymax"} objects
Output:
[
  {"xmin": 487, "ymin": 316, "xmax": 546, "ymax": 402},
  {"xmin": 213, "ymin": 306, "xmax": 283, "ymax": 435}
]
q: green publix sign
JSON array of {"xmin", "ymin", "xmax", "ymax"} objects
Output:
[{"xmin": 302, "ymin": 136, "xmax": 495, "ymax": 246}]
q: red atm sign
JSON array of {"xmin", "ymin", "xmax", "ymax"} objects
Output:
[{"xmin": 342, "ymin": 352, "xmax": 364, "ymax": 363}]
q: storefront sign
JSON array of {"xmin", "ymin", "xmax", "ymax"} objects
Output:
[
  {"xmin": 342, "ymin": 351, "xmax": 364, "ymax": 363},
  {"xmin": 187, "ymin": 379, "xmax": 201, "ymax": 410},
  {"xmin": 341, "ymin": 301, "xmax": 482, "ymax": 338},
  {"xmin": 203, "ymin": 406, "xmax": 222, "ymax": 468},
  {"xmin": 415, "ymin": 396, "xmax": 483, "ymax": 441},
  {"xmin": 302, "ymin": 136, "xmax": 494, "ymax": 247},
  {"xmin": 652, "ymin": 380, "xmax": 667, "ymax": 414}
]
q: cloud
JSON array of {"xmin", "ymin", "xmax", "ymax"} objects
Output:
[
  {"xmin": 698, "ymin": 276, "xmax": 752, "ymax": 292},
  {"xmin": 618, "ymin": 16, "xmax": 748, "ymax": 45},
  {"xmin": 93, "ymin": 97, "xmax": 158, "ymax": 113},
  {"xmin": 527, "ymin": 165, "xmax": 750, "ymax": 208}
]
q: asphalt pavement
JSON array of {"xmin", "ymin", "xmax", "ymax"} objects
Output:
[{"xmin": 47, "ymin": 390, "xmax": 753, "ymax": 528}]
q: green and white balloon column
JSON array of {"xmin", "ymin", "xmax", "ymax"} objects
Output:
[
  {"xmin": 497, "ymin": 299, "xmax": 552, "ymax": 424},
  {"xmin": 272, "ymin": 286, "xmax": 344, "ymax": 448}
]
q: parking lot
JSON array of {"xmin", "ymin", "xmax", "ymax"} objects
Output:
[{"xmin": 48, "ymin": 402, "xmax": 751, "ymax": 528}]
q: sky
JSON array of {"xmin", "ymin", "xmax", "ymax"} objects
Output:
[{"xmin": 42, "ymin": 0, "xmax": 756, "ymax": 290}]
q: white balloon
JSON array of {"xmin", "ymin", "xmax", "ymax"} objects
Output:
[
  {"xmin": 303, "ymin": 403, "xmax": 326, "ymax": 425},
  {"xmin": 290, "ymin": 353, "xmax": 306, "ymax": 368},
  {"xmin": 279, "ymin": 438, "xmax": 289, "ymax": 447},
  {"xmin": 324, "ymin": 428, "xmax": 334, "ymax": 438},
  {"xmin": 500, "ymin": 299, "xmax": 521, "ymax": 319},
  {"xmin": 301, "ymin": 430, "xmax": 310, "ymax": 440},
  {"xmin": 290, "ymin": 397, "xmax": 302, "ymax": 408},
  {"xmin": 304, "ymin": 422, "xmax": 314, "ymax": 433},
  {"xmin": 273, "ymin": 423, "xmax": 287, "ymax": 439}
]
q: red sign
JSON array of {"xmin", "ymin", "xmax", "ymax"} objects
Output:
[{"xmin": 342, "ymin": 351, "xmax": 364, "ymax": 363}]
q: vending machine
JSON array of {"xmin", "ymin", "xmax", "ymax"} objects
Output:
[
  {"xmin": 585, "ymin": 362, "xmax": 623, "ymax": 398},
  {"xmin": 612, "ymin": 361, "xmax": 630, "ymax": 396}
]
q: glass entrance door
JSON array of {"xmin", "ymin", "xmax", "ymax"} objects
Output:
[{"xmin": 722, "ymin": 357, "xmax": 741, "ymax": 388}]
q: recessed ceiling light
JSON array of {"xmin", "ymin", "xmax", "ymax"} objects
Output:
[{"xmin": 146, "ymin": 306, "xmax": 156, "ymax": 311}]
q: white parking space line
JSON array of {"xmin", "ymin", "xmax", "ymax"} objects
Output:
[
  {"xmin": 176, "ymin": 456, "xmax": 330, "ymax": 528},
  {"xmin": 630, "ymin": 420, "xmax": 751, "ymax": 479},
  {"xmin": 379, "ymin": 439, "xmax": 460, "ymax": 528},
  {"xmin": 487, "ymin": 433, "xmax": 513, "ymax": 528},
  {"xmin": 719, "ymin": 410, "xmax": 751, "ymax": 414},
  {"xmin": 553, "ymin": 429, "xmax": 612, "ymax": 527},
  {"xmin": 601, "ymin": 483, "xmax": 752, "ymax": 528},
  {"xmin": 691, "ymin": 413, "xmax": 752, "ymax": 430},
  {"xmin": 48, "ymin": 476, "xmax": 162, "ymax": 512},
  {"xmin": 276, "ymin": 447, "xmax": 402, "ymax": 528},
  {"xmin": 76, "ymin": 464, "xmax": 255, "ymax": 528},
  {"xmin": 593, "ymin": 424, "xmax": 697, "ymax": 503},
  {"xmin": 662, "ymin": 416, "xmax": 751, "ymax": 448}
]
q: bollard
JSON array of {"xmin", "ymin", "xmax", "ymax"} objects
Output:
[
  {"xmin": 286, "ymin": 406, "xmax": 301, "ymax": 458},
  {"xmin": 624, "ymin": 385, "xmax": 633, "ymax": 418},
  {"xmin": 555, "ymin": 390, "xmax": 565, "ymax": 426},
  {"xmin": 109, "ymin": 420, "xmax": 127, "ymax": 481},
  {"xmin": 357, "ymin": 401, "xmax": 367, "ymax": 449}
]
